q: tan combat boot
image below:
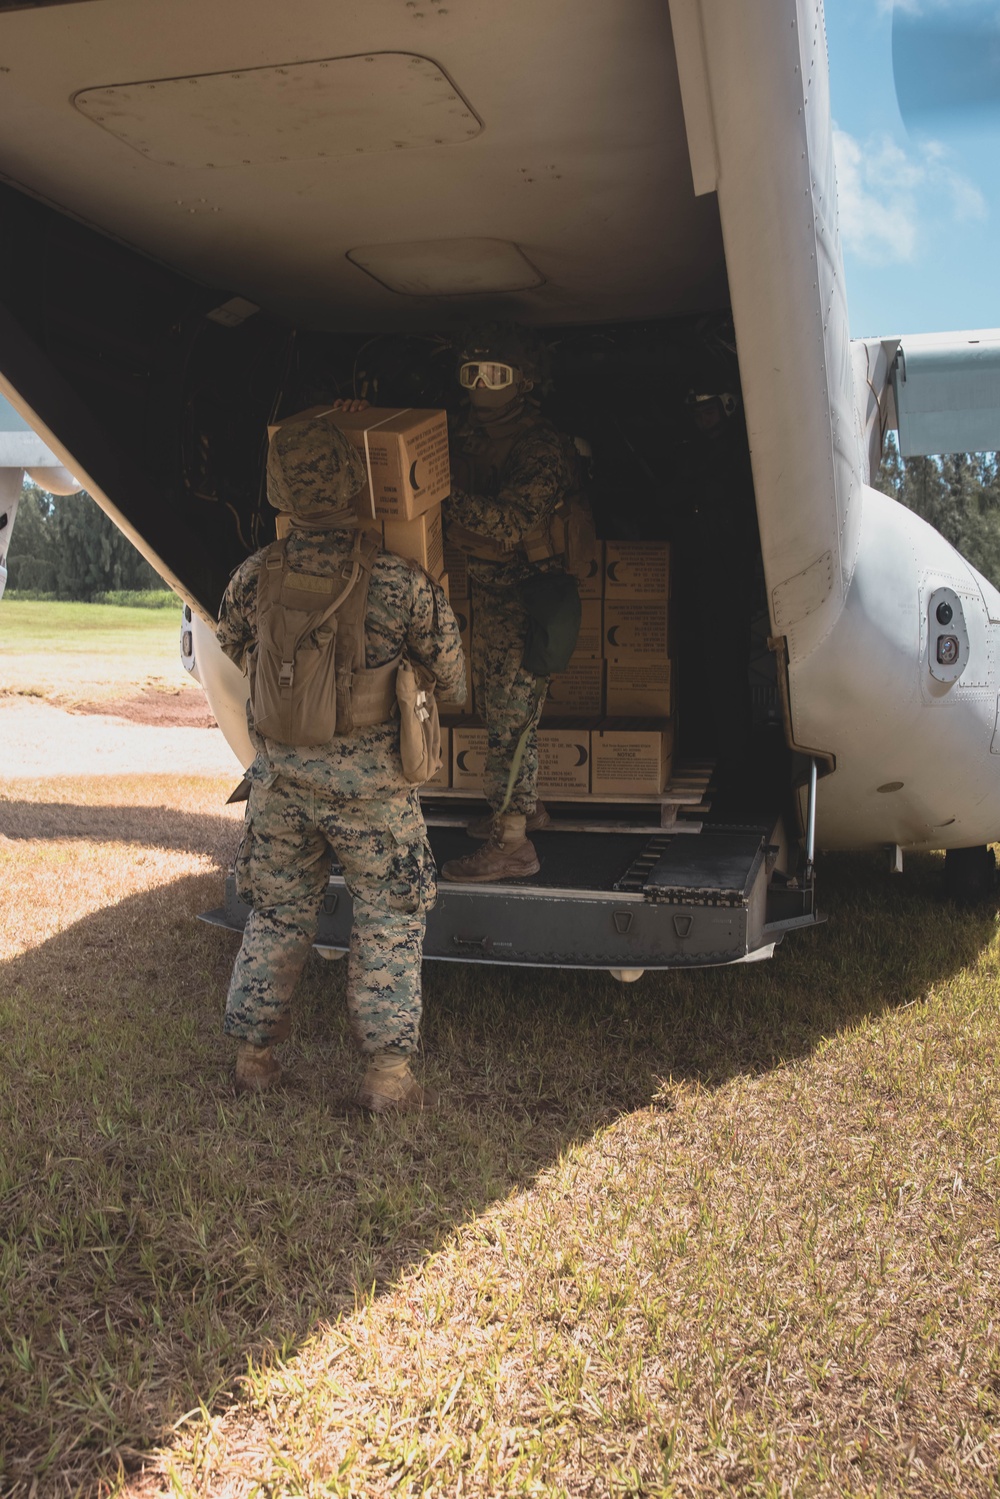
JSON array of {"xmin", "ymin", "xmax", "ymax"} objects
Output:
[
  {"xmin": 467, "ymin": 800, "xmax": 551, "ymax": 840},
  {"xmin": 234, "ymin": 1041, "xmax": 283, "ymax": 1093},
  {"xmin": 357, "ymin": 1053, "xmax": 437, "ymax": 1113},
  {"xmin": 441, "ymin": 814, "xmax": 541, "ymax": 883}
]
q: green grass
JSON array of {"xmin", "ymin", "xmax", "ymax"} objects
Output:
[
  {"xmin": 0, "ymin": 598, "xmax": 191, "ymax": 700},
  {"xmin": 0, "ymin": 597, "xmax": 182, "ymax": 649},
  {"xmin": 3, "ymin": 774, "xmax": 1000, "ymax": 1496}
]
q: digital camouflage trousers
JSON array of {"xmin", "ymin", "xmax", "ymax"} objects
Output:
[
  {"xmin": 225, "ymin": 776, "xmax": 436, "ymax": 1054},
  {"xmin": 471, "ymin": 580, "xmax": 548, "ymax": 816}
]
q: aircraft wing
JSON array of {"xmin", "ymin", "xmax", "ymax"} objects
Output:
[
  {"xmin": 890, "ymin": 331, "xmax": 1000, "ymax": 458},
  {"xmin": 0, "ymin": 391, "xmax": 81, "ymax": 600}
]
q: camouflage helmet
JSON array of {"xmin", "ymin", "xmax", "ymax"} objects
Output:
[
  {"xmin": 266, "ymin": 412, "xmax": 367, "ymax": 516},
  {"xmin": 454, "ymin": 321, "xmax": 549, "ymax": 386}
]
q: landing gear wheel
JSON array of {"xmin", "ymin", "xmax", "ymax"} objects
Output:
[
  {"xmin": 609, "ymin": 968, "xmax": 645, "ymax": 983},
  {"xmin": 944, "ymin": 845, "xmax": 996, "ymax": 907}
]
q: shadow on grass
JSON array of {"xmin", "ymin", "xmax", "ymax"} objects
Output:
[
  {"xmin": 1, "ymin": 848, "xmax": 995, "ymax": 1492},
  {"xmin": 0, "ymin": 799, "xmax": 241, "ymax": 865}
]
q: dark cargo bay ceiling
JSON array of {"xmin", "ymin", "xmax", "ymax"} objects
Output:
[{"xmin": 0, "ymin": 0, "xmax": 727, "ymax": 330}]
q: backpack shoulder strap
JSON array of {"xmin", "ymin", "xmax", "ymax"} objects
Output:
[
  {"xmin": 335, "ymin": 533, "xmax": 381, "ymax": 669},
  {"xmin": 331, "ymin": 533, "xmax": 383, "ymax": 734},
  {"xmin": 255, "ymin": 537, "xmax": 288, "ymax": 610}
]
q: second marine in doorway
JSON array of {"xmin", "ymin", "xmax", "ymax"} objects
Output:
[{"xmin": 440, "ymin": 322, "xmax": 582, "ymax": 884}]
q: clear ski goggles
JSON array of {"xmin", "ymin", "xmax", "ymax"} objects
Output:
[{"xmin": 458, "ymin": 359, "xmax": 518, "ymax": 390}]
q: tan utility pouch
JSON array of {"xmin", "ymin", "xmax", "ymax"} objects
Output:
[
  {"xmin": 562, "ymin": 493, "xmax": 599, "ymax": 579},
  {"xmin": 521, "ymin": 494, "xmax": 598, "ymax": 576},
  {"xmin": 396, "ymin": 657, "xmax": 443, "ymax": 785},
  {"xmin": 443, "ymin": 519, "xmax": 516, "ymax": 564},
  {"xmin": 448, "ymin": 494, "xmax": 596, "ymax": 574}
]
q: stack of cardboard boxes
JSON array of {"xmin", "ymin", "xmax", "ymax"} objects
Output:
[
  {"xmin": 268, "ymin": 405, "xmax": 675, "ymax": 799},
  {"xmin": 446, "ymin": 537, "xmax": 674, "ymax": 798}
]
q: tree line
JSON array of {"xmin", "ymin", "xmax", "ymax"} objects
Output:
[
  {"xmin": 6, "ymin": 482, "xmax": 161, "ymax": 598},
  {"xmin": 7, "ymin": 445, "xmax": 1000, "ymax": 600},
  {"xmin": 875, "ymin": 438, "xmax": 1000, "ymax": 587}
]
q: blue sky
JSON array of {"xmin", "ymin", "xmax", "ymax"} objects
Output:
[{"xmin": 825, "ymin": 0, "xmax": 1000, "ymax": 337}]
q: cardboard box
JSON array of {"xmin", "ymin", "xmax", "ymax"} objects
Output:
[
  {"xmin": 425, "ymin": 725, "xmax": 450, "ymax": 789},
  {"xmin": 575, "ymin": 538, "xmax": 604, "ymax": 600},
  {"xmin": 438, "ymin": 602, "xmax": 473, "ymax": 715},
  {"xmin": 443, "ymin": 543, "xmax": 470, "ymax": 601},
  {"xmin": 451, "ymin": 723, "xmax": 591, "ymax": 797},
  {"xmin": 452, "ymin": 723, "xmax": 487, "ymax": 792},
  {"xmin": 542, "ymin": 657, "xmax": 605, "ymax": 718},
  {"xmin": 603, "ymin": 601, "xmax": 669, "ymax": 657},
  {"xmin": 603, "ymin": 541, "xmax": 670, "ymax": 600},
  {"xmin": 537, "ymin": 724, "xmax": 591, "ymax": 795},
  {"xmin": 383, "ymin": 505, "xmax": 444, "ymax": 577},
  {"xmin": 437, "ymin": 572, "xmax": 450, "ymax": 602},
  {"xmin": 591, "ymin": 719, "xmax": 674, "ymax": 796},
  {"xmin": 574, "ymin": 599, "xmax": 603, "ymax": 658},
  {"xmin": 605, "ymin": 657, "xmax": 673, "ymax": 717},
  {"xmin": 269, "ymin": 405, "xmax": 450, "ymax": 522}
]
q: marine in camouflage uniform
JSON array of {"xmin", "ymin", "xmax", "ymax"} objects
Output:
[
  {"xmin": 440, "ymin": 323, "xmax": 579, "ymax": 883},
  {"xmin": 217, "ymin": 411, "xmax": 466, "ymax": 1108}
]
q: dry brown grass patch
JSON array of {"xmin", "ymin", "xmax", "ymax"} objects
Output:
[{"xmin": 4, "ymin": 738, "xmax": 1000, "ymax": 1496}]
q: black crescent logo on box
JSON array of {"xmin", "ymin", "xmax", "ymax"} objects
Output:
[
  {"xmin": 456, "ymin": 751, "xmax": 470, "ymax": 771},
  {"xmin": 409, "ymin": 461, "xmax": 421, "ymax": 492},
  {"xmin": 607, "ymin": 561, "xmax": 619, "ymax": 581},
  {"xmin": 575, "ymin": 745, "xmax": 588, "ymax": 766},
  {"xmin": 606, "ymin": 626, "xmax": 620, "ymax": 647}
]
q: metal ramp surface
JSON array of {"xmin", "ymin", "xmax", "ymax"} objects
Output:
[{"xmin": 203, "ymin": 812, "xmax": 821, "ymax": 970}]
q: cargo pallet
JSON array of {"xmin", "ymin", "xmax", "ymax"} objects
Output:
[{"xmin": 419, "ymin": 761, "xmax": 714, "ymax": 834}]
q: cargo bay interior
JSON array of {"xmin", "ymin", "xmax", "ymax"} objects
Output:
[
  {"xmin": 271, "ymin": 317, "xmax": 785, "ymax": 799},
  {"xmin": 245, "ymin": 323, "xmax": 800, "ymax": 943},
  {"xmin": 0, "ymin": 0, "xmax": 818, "ymax": 966}
]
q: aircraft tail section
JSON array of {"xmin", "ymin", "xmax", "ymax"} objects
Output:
[{"xmin": 672, "ymin": 0, "xmax": 862, "ymax": 702}]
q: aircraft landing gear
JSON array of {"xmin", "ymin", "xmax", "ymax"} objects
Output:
[
  {"xmin": 609, "ymin": 968, "xmax": 645, "ymax": 983},
  {"xmin": 944, "ymin": 845, "xmax": 997, "ymax": 906}
]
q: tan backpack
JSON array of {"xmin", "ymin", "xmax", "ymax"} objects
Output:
[{"xmin": 248, "ymin": 533, "xmax": 399, "ymax": 747}]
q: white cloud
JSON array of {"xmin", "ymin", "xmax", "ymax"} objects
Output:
[{"xmin": 833, "ymin": 126, "xmax": 987, "ymax": 264}]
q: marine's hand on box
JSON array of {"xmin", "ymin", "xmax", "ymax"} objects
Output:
[{"xmin": 330, "ymin": 398, "xmax": 370, "ymax": 413}]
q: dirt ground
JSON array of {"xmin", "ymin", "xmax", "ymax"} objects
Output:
[
  {"xmin": 0, "ymin": 687, "xmax": 243, "ymax": 780},
  {"xmin": 65, "ymin": 685, "xmax": 218, "ymax": 728}
]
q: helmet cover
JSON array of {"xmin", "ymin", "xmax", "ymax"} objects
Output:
[
  {"xmin": 266, "ymin": 413, "xmax": 367, "ymax": 515},
  {"xmin": 454, "ymin": 321, "xmax": 548, "ymax": 386}
]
